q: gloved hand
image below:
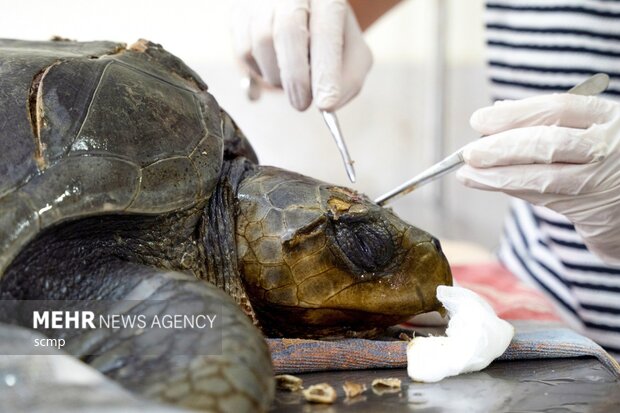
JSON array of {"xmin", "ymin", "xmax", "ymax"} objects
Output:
[
  {"xmin": 456, "ymin": 93, "xmax": 620, "ymax": 265},
  {"xmin": 231, "ymin": 0, "xmax": 372, "ymax": 111}
]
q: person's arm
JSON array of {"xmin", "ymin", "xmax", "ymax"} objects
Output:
[{"xmin": 349, "ymin": 0, "xmax": 402, "ymax": 31}]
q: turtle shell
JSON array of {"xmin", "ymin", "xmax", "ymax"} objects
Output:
[{"xmin": 0, "ymin": 39, "xmax": 225, "ymax": 276}]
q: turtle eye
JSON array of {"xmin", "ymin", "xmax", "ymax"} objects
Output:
[{"xmin": 330, "ymin": 215, "xmax": 395, "ymax": 274}]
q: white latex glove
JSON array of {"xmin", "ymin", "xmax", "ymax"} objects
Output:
[
  {"xmin": 231, "ymin": 0, "xmax": 373, "ymax": 111},
  {"xmin": 457, "ymin": 93, "xmax": 620, "ymax": 265}
]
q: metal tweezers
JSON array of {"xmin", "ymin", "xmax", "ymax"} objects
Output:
[{"xmin": 321, "ymin": 110, "xmax": 356, "ymax": 183}]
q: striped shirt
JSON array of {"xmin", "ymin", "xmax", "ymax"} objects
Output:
[{"xmin": 485, "ymin": 0, "xmax": 620, "ymax": 355}]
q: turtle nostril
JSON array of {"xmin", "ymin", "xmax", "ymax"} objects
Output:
[{"xmin": 431, "ymin": 237, "xmax": 442, "ymax": 253}]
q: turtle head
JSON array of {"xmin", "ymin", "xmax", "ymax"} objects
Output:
[{"xmin": 235, "ymin": 166, "xmax": 452, "ymax": 338}]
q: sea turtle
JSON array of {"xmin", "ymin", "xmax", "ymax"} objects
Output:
[{"xmin": 0, "ymin": 38, "xmax": 452, "ymax": 412}]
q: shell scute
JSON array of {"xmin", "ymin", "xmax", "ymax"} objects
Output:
[
  {"xmin": 128, "ymin": 156, "xmax": 201, "ymax": 213},
  {"xmin": 68, "ymin": 62, "xmax": 206, "ymax": 165},
  {"xmin": 20, "ymin": 156, "xmax": 140, "ymax": 227},
  {"xmin": 0, "ymin": 39, "xmax": 227, "ymax": 276}
]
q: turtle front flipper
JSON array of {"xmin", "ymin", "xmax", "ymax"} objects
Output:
[
  {"xmin": 78, "ymin": 263, "xmax": 274, "ymax": 412},
  {"xmin": 0, "ymin": 260, "xmax": 274, "ymax": 413}
]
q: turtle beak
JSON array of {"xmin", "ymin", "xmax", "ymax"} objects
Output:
[
  {"xmin": 324, "ymin": 232, "xmax": 452, "ymax": 317},
  {"xmin": 320, "ymin": 186, "xmax": 452, "ymax": 316}
]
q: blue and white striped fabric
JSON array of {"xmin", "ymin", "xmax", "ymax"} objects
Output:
[{"xmin": 485, "ymin": 0, "xmax": 620, "ymax": 355}]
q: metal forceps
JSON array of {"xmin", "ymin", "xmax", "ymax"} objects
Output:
[
  {"xmin": 242, "ymin": 72, "xmax": 356, "ymax": 183},
  {"xmin": 321, "ymin": 110, "xmax": 356, "ymax": 183},
  {"xmin": 374, "ymin": 73, "xmax": 610, "ymax": 206}
]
